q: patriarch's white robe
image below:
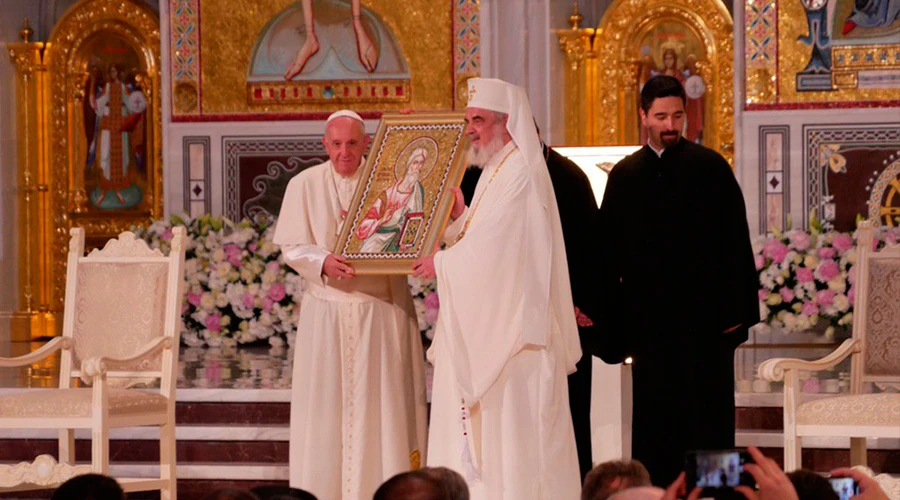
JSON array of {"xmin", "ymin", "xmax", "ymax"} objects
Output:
[
  {"xmin": 427, "ymin": 141, "xmax": 583, "ymax": 499},
  {"xmin": 274, "ymin": 161, "xmax": 427, "ymax": 500}
]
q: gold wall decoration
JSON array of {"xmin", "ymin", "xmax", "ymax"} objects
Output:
[
  {"xmin": 8, "ymin": 0, "xmax": 163, "ymax": 337},
  {"xmin": 554, "ymin": 3, "xmax": 596, "ymax": 147},
  {"xmin": 186, "ymin": 0, "xmax": 454, "ymax": 117},
  {"xmin": 557, "ymin": 0, "xmax": 734, "ymax": 165},
  {"xmin": 748, "ymin": 0, "xmax": 900, "ymax": 107}
]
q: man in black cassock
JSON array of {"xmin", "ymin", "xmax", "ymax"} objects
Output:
[
  {"xmin": 459, "ymin": 135, "xmax": 598, "ymax": 481},
  {"xmin": 593, "ymin": 75, "xmax": 759, "ymax": 487}
]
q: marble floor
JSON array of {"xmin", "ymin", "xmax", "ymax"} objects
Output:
[{"xmin": 0, "ymin": 342, "xmax": 294, "ymax": 390}]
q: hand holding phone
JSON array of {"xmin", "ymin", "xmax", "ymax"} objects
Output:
[{"xmin": 829, "ymin": 467, "xmax": 890, "ymax": 500}]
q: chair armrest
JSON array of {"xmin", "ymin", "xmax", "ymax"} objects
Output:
[
  {"xmin": 80, "ymin": 337, "xmax": 173, "ymax": 379},
  {"xmin": 758, "ymin": 338, "xmax": 859, "ymax": 382},
  {"xmin": 0, "ymin": 337, "xmax": 71, "ymax": 368}
]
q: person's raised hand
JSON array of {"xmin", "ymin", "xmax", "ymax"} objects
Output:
[
  {"xmin": 323, "ymin": 254, "xmax": 355, "ymax": 280},
  {"xmin": 735, "ymin": 446, "xmax": 798, "ymax": 500},
  {"xmin": 661, "ymin": 472, "xmax": 703, "ymax": 500},
  {"xmin": 829, "ymin": 467, "xmax": 889, "ymax": 500},
  {"xmin": 450, "ymin": 186, "xmax": 466, "ymax": 221}
]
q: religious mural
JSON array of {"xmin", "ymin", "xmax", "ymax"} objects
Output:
[
  {"xmin": 169, "ymin": 0, "xmax": 478, "ymax": 119},
  {"xmin": 82, "ymin": 35, "xmax": 149, "ymax": 210},
  {"xmin": 744, "ymin": 0, "xmax": 900, "ymax": 108},
  {"xmin": 247, "ymin": 0, "xmax": 410, "ymax": 105}
]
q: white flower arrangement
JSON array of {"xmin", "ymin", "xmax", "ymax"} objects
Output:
[{"xmin": 136, "ymin": 215, "xmax": 440, "ymax": 348}]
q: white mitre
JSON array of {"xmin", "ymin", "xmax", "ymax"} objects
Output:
[
  {"xmin": 466, "ymin": 78, "xmax": 543, "ymax": 175},
  {"xmin": 326, "ymin": 109, "xmax": 364, "ymax": 124}
]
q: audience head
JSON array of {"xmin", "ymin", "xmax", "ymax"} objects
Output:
[
  {"xmin": 51, "ymin": 474, "xmax": 124, "ymax": 500},
  {"xmin": 421, "ymin": 466, "xmax": 469, "ymax": 500},
  {"xmin": 787, "ymin": 470, "xmax": 839, "ymax": 500},
  {"xmin": 201, "ymin": 489, "xmax": 260, "ymax": 500},
  {"xmin": 607, "ymin": 486, "xmax": 665, "ymax": 500},
  {"xmin": 373, "ymin": 470, "xmax": 444, "ymax": 500},
  {"xmin": 582, "ymin": 460, "xmax": 652, "ymax": 500},
  {"xmin": 250, "ymin": 485, "xmax": 318, "ymax": 500}
]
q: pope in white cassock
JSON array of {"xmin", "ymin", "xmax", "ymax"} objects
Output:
[
  {"xmin": 273, "ymin": 110, "xmax": 428, "ymax": 500},
  {"xmin": 412, "ymin": 78, "xmax": 583, "ymax": 499}
]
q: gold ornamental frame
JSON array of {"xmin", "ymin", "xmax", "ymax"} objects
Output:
[
  {"xmin": 558, "ymin": 0, "xmax": 734, "ymax": 165},
  {"xmin": 14, "ymin": 0, "xmax": 163, "ymax": 336},
  {"xmin": 334, "ymin": 113, "xmax": 468, "ymax": 274}
]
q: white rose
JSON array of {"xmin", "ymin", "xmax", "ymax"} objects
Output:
[
  {"xmin": 833, "ymin": 294, "xmax": 850, "ymax": 312},
  {"xmin": 804, "ymin": 255, "xmax": 819, "ymax": 269},
  {"xmin": 828, "ymin": 278, "xmax": 846, "ymax": 293},
  {"xmin": 200, "ymin": 293, "xmax": 215, "ymax": 311},
  {"xmin": 215, "ymin": 293, "xmax": 229, "ymax": 308},
  {"xmin": 212, "ymin": 249, "xmax": 226, "ymax": 262}
]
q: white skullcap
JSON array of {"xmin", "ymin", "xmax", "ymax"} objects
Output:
[{"xmin": 326, "ymin": 109, "xmax": 364, "ymax": 124}]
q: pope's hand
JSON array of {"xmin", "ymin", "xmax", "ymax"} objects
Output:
[
  {"xmin": 323, "ymin": 254, "xmax": 355, "ymax": 280},
  {"xmin": 412, "ymin": 253, "xmax": 436, "ymax": 279},
  {"xmin": 450, "ymin": 187, "xmax": 466, "ymax": 221}
]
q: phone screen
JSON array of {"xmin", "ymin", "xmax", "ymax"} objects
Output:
[
  {"xmin": 828, "ymin": 477, "xmax": 859, "ymax": 500},
  {"xmin": 685, "ymin": 449, "xmax": 755, "ymax": 490}
]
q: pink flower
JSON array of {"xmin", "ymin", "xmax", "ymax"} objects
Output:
[
  {"xmin": 224, "ymin": 244, "xmax": 242, "ymax": 267},
  {"xmin": 424, "ymin": 308, "xmax": 439, "ymax": 325},
  {"xmin": 249, "ymin": 241, "xmax": 258, "ymax": 252},
  {"xmin": 266, "ymin": 261, "xmax": 281, "ymax": 274},
  {"xmin": 847, "ymin": 284, "xmax": 856, "ymax": 303},
  {"xmin": 162, "ymin": 228, "xmax": 174, "ymax": 241},
  {"xmin": 832, "ymin": 233, "xmax": 853, "ymax": 252},
  {"xmin": 796, "ymin": 267, "xmax": 814, "ymax": 283},
  {"xmin": 780, "ymin": 287, "xmax": 795, "ymax": 302},
  {"xmin": 816, "ymin": 260, "xmax": 840, "ymax": 281},
  {"xmin": 758, "ymin": 289, "xmax": 768, "ymax": 301},
  {"xmin": 801, "ymin": 301, "xmax": 819, "ymax": 316},
  {"xmin": 267, "ymin": 283, "xmax": 286, "ymax": 302},
  {"xmin": 424, "ymin": 291, "xmax": 440, "ymax": 310},
  {"xmin": 262, "ymin": 297, "xmax": 274, "ymax": 312},
  {"xmin": 187, "ymin": 292, "xmax": 203, "ymax": 307},
  {"xmin": 789, "ymin": 232, "xmax": 811, "ymax": 251},
  {"xmin": 205, "ymin": 313, "xmax": 222, "ymax": 332},
  {"xmin": 815, "ymin": 290, "xmax": 836, "ymax": 307},
  {"xmin": 847, "ymin": 265, "xmax": 857, "ymax": 285},
  {"xmin": 817, "ymin": 247, "xmax": 836, "ymax": 260},
  {"xmin": 764, "ymin": 241, "xmax": 790, "ymax": 264},
  {"xmin": 243, "ymin": 292, "xmax": 255, "ymax": 309},
  {"xmin": 754, "ymin": 254, "xmax": 766, "ymax": 271}
]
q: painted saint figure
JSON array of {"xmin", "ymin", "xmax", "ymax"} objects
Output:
[
  {"xmin": 284, "ymin": 0, "xmax": 379, "ymax": 79},
  {"xmin": 356, "ymin": 147, "xmax": 429, "ymax": 253},
  {"xmin": 87, "ymin": 63, "xmax": 146, "ymax": 209}
]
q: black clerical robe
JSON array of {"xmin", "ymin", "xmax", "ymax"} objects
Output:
[
  {"xmin": 594, "ymin": 139, "xmax": 759, "ymax": 486},
  {"xmin": 460, "ymin": 145, "xmax": 598, "ymax": 479}
]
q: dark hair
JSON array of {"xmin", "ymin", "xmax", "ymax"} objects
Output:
[
  {"xmin": 201, "ymin": 489, "xmax": 261, "ymax": 500},
  {"xmin": 250, "ymin": 485, "xmax": 317, "ymax": 500},
  {"xmin": 640, "ymin": 75, "xmax": 686, "ymax": 113},
  {"xmin": 373, "ymin": 470, "xmax": 443, "ymax": 500},
  {"xmin": 787, "ymin": 470, "xmax": 839, "ymax": 500},
  {"xmin": 51, "ymin": 474, "xmax": 124, "ymax": 500},
  {"xmin": 421, "ymin": 466, "xmax": 470, "ymax": 500},
  {"xmin": 582, "ymin": 460, "xmax": 652, "ymax": 500}
]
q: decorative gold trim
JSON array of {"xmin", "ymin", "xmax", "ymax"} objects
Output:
[
  {"xmin": 567, "ymin": 0, "xmax": 734, "ymax": 164},
  {"xmin": 247, "ymin": 79, "xmax": 411, "ymax": 105},
  {"xmin": 554, "ymin": 10, "xmax": 595, "ymax": 146},
  {"xmin": 37, "ymin": 0, "xmax": 163, "ymax": 327}
]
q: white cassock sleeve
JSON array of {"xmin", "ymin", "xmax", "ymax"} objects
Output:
[
  {"xmin": 281, "ymin": 244, "xmax": 327, "ymax": 286},
  {"xmin": 441, "ymin": 207, "xmax": 468, "ymax": 244}
]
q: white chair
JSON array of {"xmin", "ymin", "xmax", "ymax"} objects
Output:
[
  {"xmin": 0, "ymin": 227, "xmax": 186, "ymax": 498},
  {"xmin": 759, "ymin": 221, "xmax": 900, "ymax": 471}
]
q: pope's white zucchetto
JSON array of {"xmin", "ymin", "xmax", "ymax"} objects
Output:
[{"xmin": 326, "ymin": 109, "xmax": 364, "ymax": 124}]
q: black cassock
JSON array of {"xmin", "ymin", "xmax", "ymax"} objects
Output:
[
  {"xmin": 459, "ymin": 144, "xmax": 599, "ymax": 480},
  {"xmin": 593, "ymin": 139, "xmax": 759, "ymax": 486}
]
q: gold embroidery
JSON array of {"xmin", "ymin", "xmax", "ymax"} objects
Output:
[{"xmin": 410, "ymin": 449, "xmax": 422, "ymax": 470}]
